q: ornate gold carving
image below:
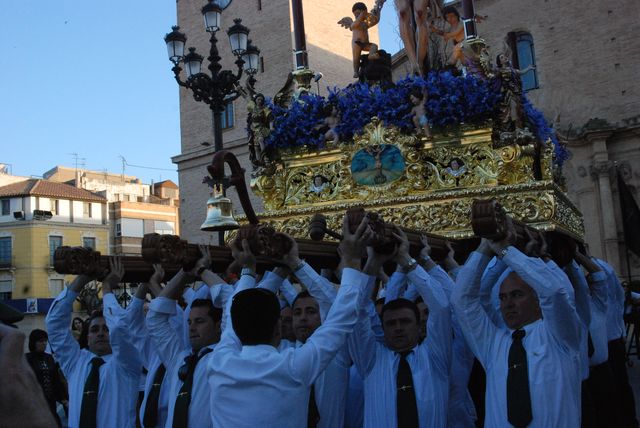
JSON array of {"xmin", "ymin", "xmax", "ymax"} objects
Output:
[{"xmin": 247, "ymin": 119, "xmax": 582, "ymax": 242}]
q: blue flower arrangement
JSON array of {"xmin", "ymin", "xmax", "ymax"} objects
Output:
[
  {"xmin": 522, "ymin": 97, "xmax": 569, "ymax": 166},
  {"xmin": 262, "ymin": 72, "xmax": 565, "ymax": 166}
]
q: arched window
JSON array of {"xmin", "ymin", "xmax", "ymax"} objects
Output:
[{"xmin": 508, "ymin": 31, "xmax": 539, "ymax": 91}]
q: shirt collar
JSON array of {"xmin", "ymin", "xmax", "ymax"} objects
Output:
[
  {"xmin": 509, "ymin": 318, "xmax": 542, "ymax": 336},
  {"xmin": 241, "ymin": 344, "xmax": 279, "ymax": 356}
]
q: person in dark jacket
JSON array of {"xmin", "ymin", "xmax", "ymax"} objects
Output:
[{"xmin": 25, "ymin": 328, "xmax": 68, "ymax": 427}]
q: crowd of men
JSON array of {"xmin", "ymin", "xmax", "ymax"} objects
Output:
[{"xmin": 0, "ymin": 213, "xmax": 638, "ymax": 428}]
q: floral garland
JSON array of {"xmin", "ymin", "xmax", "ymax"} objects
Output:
[
  {"xmin": 522, "ymin": 98, "xmax": 569, "ymax": 166},
  {"xmin": 263, "ymin": 72, "xmax": 567, "ymax": 166}
]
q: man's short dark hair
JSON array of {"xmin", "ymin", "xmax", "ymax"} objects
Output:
[
  {"xmin": 291, "ymin": 290, "xmax": 316, "ymax": 310},
  {"xmin": 231, "ymin": 288, "xmax": 281, "ymax": 345},
  {"xmin": 191, "ymin": 299, "xmax": 223, "ymax": 323},
  {"xmin": 442, "ymin": 5, "xmax": 460, "ymax": 19},
  {"xmin": 79, "ymin": 311, "xmax": 104, "ymax": 349},
  {"xmin": 381, "ymin": 298, "xmax": 420, "ymax": 324},
  {"xmin": 353, "ymin": 2, "xmax": 367, "ymax": 12},
  {"xmin": 88, "ymin": 310, "xmax": 104, "ymax": 326}
]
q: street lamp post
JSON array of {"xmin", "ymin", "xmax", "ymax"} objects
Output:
[{"xmin": 164, "ymin": 1, "xmax": 260, "ymax": 244}]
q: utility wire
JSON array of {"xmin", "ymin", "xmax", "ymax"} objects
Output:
[{"xmin": 118, "ymin": 156, "xmax": 176, "ymax": 172}]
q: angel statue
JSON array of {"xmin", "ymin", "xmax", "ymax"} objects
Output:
[
  {"xmin": 338, "ymin": 1, "xmax": 384, "ymax": 78},
  {"xmin": 494, "ymin": 52, "xmax": 536, "ymax": 134},
  {"xmin": 315, "ymin": 104, "xmax": 341, "ymax": 144},
  {"xmin": 409, "ymin": 88, "xmax": 431, "ymax": 138},
  {"xmin": 237, "ymin": 81, "xmax": 273, "ymax": 168}
]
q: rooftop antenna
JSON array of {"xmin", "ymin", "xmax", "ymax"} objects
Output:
[{"xmin": 118, "ymin": 155, "xmax": 126, "ymax": 182}]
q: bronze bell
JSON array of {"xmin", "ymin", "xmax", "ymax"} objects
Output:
[{"xmin": 200, "ymin": 193, "xmax": 240, "ymax": 231}]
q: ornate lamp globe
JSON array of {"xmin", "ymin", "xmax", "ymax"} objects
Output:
[
  {"xmin": 227, "ymin": 19, "xmax": 249, "ymax": 56},
  {"xmin": 202, "ymin": 1, "xmax": 222, "ymax": 33},
  {"xmin": 183, "ymin": 47, "xmax": 204, "ymax": 78},
  {"xmin": 241, "ymin": 41, "xmax": 260, "ymax": 74},
  {"xmin": 164, "ymin": 26, "xmax": 187, "ymax": 64}
]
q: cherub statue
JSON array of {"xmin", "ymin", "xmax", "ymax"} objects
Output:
[
  {"xmin": 443, "ymin": 158, "xmax": 467, "ymax": 186},
  {"xmin": 309, "ymin": 175, "xmax": 331, "ymax": 194},
  {"xmin": 315, "ymin": 104, "xmax": 341, "ymax": 144},
  {"xmin": 338, "ymin": 2, "xmax": 382, "ymax": 78},
  {"xmin": 409, "ymin": 88, "xmax": 431, "ymax": 138},
  {"xmin": 494, "ymin": 52, "xmax": 535, "ymax": 133}
]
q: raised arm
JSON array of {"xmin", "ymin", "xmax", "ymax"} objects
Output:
[
  {"xmin": 45, "ymin": 274, "xmax": 94, "ymax": 375},
  {"xmin": 382, "ymin": 271, "xmax": 407, "ymax": 303},
  {"xmin": 574, "ymin": 251, "xmax": 608, "ymax": 314},
  {"xmin": 395, "ymin": 228, "xmax": 452, "ymax": 371},
  {"xmin": 496, "ymin": 244, "xmax": 581, "ymax": 350},
  {"xmin": 146, "ymin": 264, "xmax": 193, "ymax": 368},
  {"xmin": 291, "ymin": 215, "xmax": 371, "ymax": 386},
  {"xmin": 564, "ymin": 261, "xmax": 592, "ymax": 328},
  {"xmin": 285, "ymin": 239, "xmax": 337, "ymax": 318},
  {"xmin": 101, "ymin": 256, "xmax": 126, "ymax": 323},
  {"xmin": 215, "ymin": 238, "xmax": 258, "ymax": 355},
  {"xmin": 451, "ymin": 239, "xmax": 499, "ymax": 365}
]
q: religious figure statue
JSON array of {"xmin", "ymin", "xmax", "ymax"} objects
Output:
[
  {"xmin": 430, "ymin": 6, "xmax": 465, "ymax": 66},
  {"xmin": 494, "ymin": 52, "xmax": 535, "ymax": 134},
  {"xmin": 338, "ymin": 2, "xmax": 383, "ymax": 78},
  {"xmin": 248, "ymin": 93, "xmax": 273, "ymax": 166},
  {"xmin": 409, "ymin": 88, "xmax": 431, "ymax": 138},
  {"xmin": 315, "ymin": 104, "xmax": 341, "ymax": 144},
  {"xmin": 390, "ymin": 0, "xmax": 444, "ymax": 74}
]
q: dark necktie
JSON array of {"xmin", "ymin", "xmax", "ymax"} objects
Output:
[
  {"xmin": 172, "ymin": 348, "xmax": 212, "ymax": 428},
  {"xmin": 142, "ymin": 363, "xmax": 166, "ymax": 428},
  {"xmin": 79, "ymin": 357, "xmax": 105, "ymax": 428},
  {"xmin": 307, "ymin": 384, "xmax": 320, "ymax": 427},
  {"xmin": 396, "ymin": 351, "xmax": 419, "ymax": 428},
  {"xmin": 507, "ymin": 329, "xmax": 532, "ymax": 428}
]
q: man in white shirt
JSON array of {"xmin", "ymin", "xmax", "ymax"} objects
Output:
[
  {"xmin": 349, "ymin": 227, "xmax": 452, "ymax": 428},
  {"xmin": 45, "ymin": 266, "xmax": 142, "ymax": 428},
  {"xmin": 263, "ymin": 239, "xmax": 356, "ymax": 428},
  {"xmin": 207, "ymin": 215, "xmax": 371, "ymax": 427},
  {"xmin": 451, "ymin": 227, "xmax": 582, "ymax": 428},
  {"xmin": 593, "ymin": 256, "xmax": 638, "ymax": 428},
  {"xmin": 146, "ymin": 247, "xmax": 228, "ymax": 428}
]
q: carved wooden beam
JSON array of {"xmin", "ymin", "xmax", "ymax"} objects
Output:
[
  {"xmin": 54, "ymin": 234, "xmax": 342, "ymax": 283},
  {"xmin": 310, "ymin": 207, "xmax": 459, "ymax": 261},
  {"xmin": 470, "ymin": 199, "xmax": 578, "ymax": 267}
]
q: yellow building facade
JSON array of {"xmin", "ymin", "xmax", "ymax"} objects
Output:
[{"xmin": 0, "ymin": 179, "xmax": 108, "ymax": 325}]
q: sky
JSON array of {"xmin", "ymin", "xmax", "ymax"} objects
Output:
[{"xmin": 1, "ymin": 1, "xmax": 400, "ymax": 185}]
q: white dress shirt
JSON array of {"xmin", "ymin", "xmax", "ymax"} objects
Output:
[
  {"xmin": 46, "ymin": 287, "xmax": 141, "ymax": 428},
  {"xmin": 103, "ymin": 293, "xmax": 187, "ymax": 428},
  {"xmin": 147, "ymin": 291, "xmax": 221, "ymax": 428},
  {"xmin": 350, "ymin": 265, "xmax": 452, "ymax": 428},
  {"xmin": 594, "ymin": 258, "xmax": 626, "ymax": 341},
  {"xmin": 292, "ymin": 262, "xmax": 354, "ymax": 428},
  {"xmin": 587, "ymin": 270, "xmax": 609, "ymax": 365},
  {"xmin": 386, "ymin": 266, "xmax": 476, "ymax": 428},
  {"xmin": 452, "ymin": 248, "xmax": 582, "ymax": 428},
  {"xmin": 208, "ymin": 268, "xmax": 367, "ymax": 428},
  {"xmin": 345, "ymin": 365, "xmax": 365, "ymax": 428}
]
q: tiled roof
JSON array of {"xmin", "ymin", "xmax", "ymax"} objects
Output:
[
  {"xmin": 0, "ymin": 179, "xmax": 106, "ymax": 202},
  {"xmin": 154, "ymin": 180, "xmax": 178, "ymax": 189}
]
